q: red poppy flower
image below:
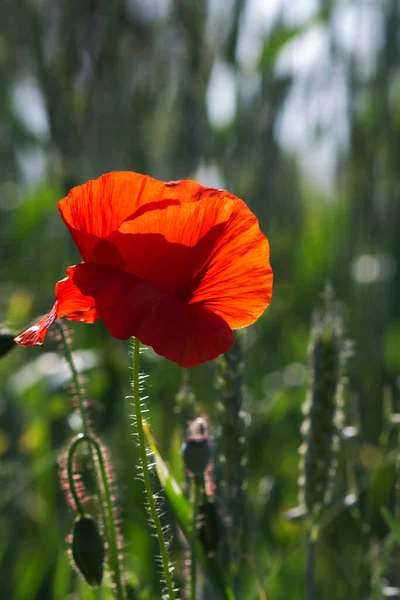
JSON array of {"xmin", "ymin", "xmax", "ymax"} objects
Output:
[{"xmin": 15, "ymin": 172, "xmax": 273, "ymax": 367}]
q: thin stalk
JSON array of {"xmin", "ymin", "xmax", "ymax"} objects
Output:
[
  {"xmin": 395, "ymin": 429, "xmax": 400, "ymax": 522},
  {"xmin": 67, "ymin": 437, "xmax": 85, "ymax": 517},
  {"xmin": 55, "ymin": 325, "xmax": 108, "ymax": 546},
  {"xmin": 68, "ymin": 434, "xmax": 125, "ymax": 600},
  {"xmin": 131, "ymin": 337, "xmax": 176, "ymax": 600},
  {"xmin": 190, "ymin": 478, "xmax": 201, "ymax": 600},
  {"xmin": 306, "ymin": 525, "xmax": 317, "ymax": 600},
  {"xmin": 55, "ymin": 322, "xmax": 90, "ymax": 435}
]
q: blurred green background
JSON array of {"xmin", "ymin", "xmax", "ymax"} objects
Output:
[{"xmin": 1, "ymin": 0, "xmax": 400, "ymax": 598}]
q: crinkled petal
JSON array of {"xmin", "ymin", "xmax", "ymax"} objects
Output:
[
  {"xmin": 70, "ymin": 263, "xmax": 234, "ymax": 367},
  {"xmin": 104, "ymin": 197, "xmax": 233, "ymax": 292},
  {"xmin": 57, "ymin": 173, "xmax": 219, "ymax": 264},
  {"xmin": 106, "ymin": 191, "xmax": 273, "ymax": 328},
  {"xmin": 14, "ymin": 270, "xmax": 99, "ymax": 347},
  {"xmin": 187, "ymin": 201, "xmax": 273, "ymax": 329}
]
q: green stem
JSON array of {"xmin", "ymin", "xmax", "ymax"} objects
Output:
[
  {"xmin": 190, "ymin": 479, "xmax": 201, "ymax": 600},
  {"xmin": 131, "ymin": 337, "xmax": 176, "ymax": 600},
  {"xmin": 55, "ymin": 322, "xmax": 107, "ymax": 523},
  {"xmin": 55, "ymin": 322, "xmax": 90, "ymax": 436},
  {"xmin": 94, "ymin": 588, "xmax": 103, "ymax": 600},
  {"xmin": 68, "ymin": 434, "xmax": 125, "ymax": 600},
  {"xmin": 306, "ymin": 525, "xmax": 317, "ymax": 600},
  {"xmin": 67, "ymin": 437, "xmax": 85, "ymax": 517},
  {"xmin": 395, "ymin": 428, "xmax": 400, "ymax": 522}
]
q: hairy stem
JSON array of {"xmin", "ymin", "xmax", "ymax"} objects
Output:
[
  {"xmin": 56, "ymin": 322, "xmax": 105, "ymax": 517},
  {"xmin": 190, "ymin": 479, "xmax": 201, "ymax": 600},
  {"xmin": 55, "ymin": 322, "xmax": 91, "ymax": 436},
  {"xmin": 131, "ymin": 337, "xmax": 176, "ymax": 600},
  {"xmin": 68, "ymin": 434, "xmax": 124, "ymax": 600},
  {"xmin": 56, "ymin": 323, "xmax": 124, "ymax": 599}
]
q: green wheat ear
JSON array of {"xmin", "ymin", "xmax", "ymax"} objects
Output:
[
  {"xmin": 299, "ymin": 292, "xmax": 347, "ymax": 520},
  {"xmin": 215, "ymin": 335, "xmax": 247, "ymax": 587}
]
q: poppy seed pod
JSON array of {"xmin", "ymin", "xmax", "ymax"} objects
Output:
[
  {"xmin": 182, "ymin": 435, "xmax": 211, "ymax": 478},
  {"xmin": 71, "ymin": 515, "xmax": 105, "ymax": 587}
]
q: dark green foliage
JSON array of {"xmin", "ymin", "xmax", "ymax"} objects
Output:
[
  {"xmin": 197, "ymin": 500, "xmax": 223, "ymax": 557},
  {"xmin": 0, "ymin": 330, "xmax": 15, "ymax": 358}
]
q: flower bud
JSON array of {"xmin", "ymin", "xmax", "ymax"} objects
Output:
[{"xmin": 71, "ymin": 515, "xmax": 105, "ymax": 587}]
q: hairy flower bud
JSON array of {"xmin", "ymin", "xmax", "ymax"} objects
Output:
[{"xmin": 71, "ymin": 515, "xmax": 105, "ymax": 587}]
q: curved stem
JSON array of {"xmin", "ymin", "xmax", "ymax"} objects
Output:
[
  {"xmin": 67, "ymin": 437, "xmax": 85, "ymax": 518},
  {"xmin": 55, "ymin": 324, "xmax": 108, "ymax": 542},
  {"xmin": 131, "ymin": 337, "xmax": 176, "ymax": 600},
  {"xmin": 56, "ymin": 323, "xmax": 124, "ymax": 598},
  {"xmin": 68, "ymin": 434, "xmax": 125, "ymax": 600},
  {"xmin": 190, "ymin": 478, "xmax": 201, "ymax": 600}
]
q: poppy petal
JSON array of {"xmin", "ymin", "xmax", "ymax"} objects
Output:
[
  {"xmin": 14, "ymin": 304, "xmax": 59, "ymax": 346},
  {"xmin": 57, "ymin": 173, "xmax": 236, "ymax": 267},
  {"xmin": 14, "ymin": 270, "xmax": 99, "ymax": 347},
  {"xmin": 57, "ymin": 173, "xmax": 204, "ymax": 263},
  {"xmin": 103, "ymin": 190, "xmax": 272, "ymax": 328},
  {"xmin": 70, "ymin": 263, "xmax": 234, "ymax": 368},
  {"xmin": 104, "ymin": 196, "xmax": 233, "ymax": 292},
  {"xmin": 187, "ymin": 200, "xmax": 273, "ymax": 329},
  {"xmin": 55, "ymin": 272, "xmax": 99, "ymax": 322}
]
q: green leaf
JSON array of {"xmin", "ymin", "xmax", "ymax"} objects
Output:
[
  {"xmin": 143, "ymin": 422, "xmax": 235, "ymax": 600},
  {"xmin": 381, "ymin": 506, "xmax": 400, "ymax": 542}
]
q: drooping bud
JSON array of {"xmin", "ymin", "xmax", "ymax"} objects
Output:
[
  {"xmin": 197, "ymin": 500, "xmax": 223, "ymax": 556},
  {"xmin": 299, "ymin": 295, "xmax": 347, "ymax": 518},
  {"xmin": 71, "ymin": 515, "xmax": 105, "ymax": 587}
]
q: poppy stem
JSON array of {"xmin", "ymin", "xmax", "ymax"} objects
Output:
[
  {"xmin": 306, "ymin": 523, "xmax": 317, "ymax": 600},
  {"xmin": 66, "ymin": 436, "xmax": 85, "ymax": 518},
  {"xmin": 131, "ymin": 337, "xmax": 176, "ymax": 600},
  {"xmin": 190, "ymin": 477, "xmax": 201, "ymax": 600},
  {"xmin": 56, "ymin": 322, "xmax": 125, "ymax": 600},
  {"xmin": 55, "ymin": 323, "xmax": 107, "ymax": 525},
  {"xmin": 68, "ymin": 434, "xmax": 125, "ymax": 600},
  {"xmin": 54, "ymin": 322, "xmax": 91, "ymax": 436}
]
